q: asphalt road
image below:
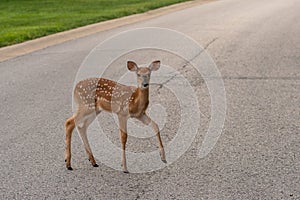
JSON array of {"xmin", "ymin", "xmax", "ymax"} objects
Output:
[{"xmin": 1, "ymin": 0, "xmax": 299, "ymax": 199}]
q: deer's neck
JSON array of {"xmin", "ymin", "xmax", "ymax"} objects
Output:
[
  {"xmin": 135, "ymin": 87, "xmax": 149, "ymax": 105},
  {"xmin": 128, "ymin": 87, "xmax": 149, "ymax": 117}
]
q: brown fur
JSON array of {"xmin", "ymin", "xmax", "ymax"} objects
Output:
[{"xmin": 64, "ymin": 61, "xmax": 166, "ymax": 172}]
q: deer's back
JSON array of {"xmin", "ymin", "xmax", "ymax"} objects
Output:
[{"xmin": 74, "ymin": 78, "xmax": 136, "ymax": 114}]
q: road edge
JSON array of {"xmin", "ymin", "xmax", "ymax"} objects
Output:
[{"xmin": 0, "ymin": 0, "xmax": 215, "ymax": 62}]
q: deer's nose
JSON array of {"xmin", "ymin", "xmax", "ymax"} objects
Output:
[{"xmin": 143, "ymin": 83, "xmax": 149, "ymax": 87}]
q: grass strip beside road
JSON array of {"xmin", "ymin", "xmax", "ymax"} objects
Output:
[{"xmin": 0, "ymin": 0, "xmax": 191, "ymax": 48}]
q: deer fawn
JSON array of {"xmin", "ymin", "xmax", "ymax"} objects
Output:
[{"xmin": 65, "ymin": 60, "xmax": 166, "ymax": 173}]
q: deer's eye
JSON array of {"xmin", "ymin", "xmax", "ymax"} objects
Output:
[{"xmin": 137, "ymin": 74, "xmax": 141, "ymax": 77}]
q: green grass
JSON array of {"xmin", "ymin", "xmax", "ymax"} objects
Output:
[{"xmin": 0, "ymin": 0, "xmax": 191, "ymax": 47}]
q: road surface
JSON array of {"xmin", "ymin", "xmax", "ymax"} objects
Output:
[{"xmin": 0, "ymin": 0, "xmax": 299, "ymax": 199}]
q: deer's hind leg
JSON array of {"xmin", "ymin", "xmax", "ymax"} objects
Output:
[
  {"xmin": 65, "ymin": 116, "xmax": 76, "ymax": 170},
  {"xmin": 75, "ymin": 108, "xmax": 100, "ymax": 167}
]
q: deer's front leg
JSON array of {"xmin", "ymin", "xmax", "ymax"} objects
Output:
[
  {"xmin": 118, "ymin": 115, "xmax": 128, "ymax": 173},
  {"xmin": 137, "ymin": 114, "xmax": 166, "ymax": 163}
]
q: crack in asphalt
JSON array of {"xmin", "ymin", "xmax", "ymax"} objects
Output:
[
  {"xmin": 152, "ymin": 37, "xmax": 219, "ymax": 93},
  {"xmin": 221, "ymin": 76, "xmax": 300, "ymax": 80},
  {"xmin": 150, "ymin": 35, "xmax": 298, "ymax": 94},
  {"xmin": 202, "ymin": 76, "xmax": 300, "ymax": 80}
]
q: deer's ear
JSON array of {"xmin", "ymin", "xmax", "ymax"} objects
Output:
[
  {"xmin": 149, "ymin": 60, "xmax": 160, "ymax": 71},
  {"xmin": 127, "ymin": 61, "xmax": 138, "ymax": 72}
]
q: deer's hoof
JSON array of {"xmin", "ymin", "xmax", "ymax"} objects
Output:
[
  {"xmin": 123, "ymin": 170, "xmax": 129, "ymax": 174},
  {"xmin": 161, "ymin": 159, "xmax": 167, "ymax": 163},
  {"xmin": 67, "ymin": 166, "xmax": 73, "ymax": 170},
  {"xmin": 93, "ymin": 163, "xmax": 99, "ymax": 167}
]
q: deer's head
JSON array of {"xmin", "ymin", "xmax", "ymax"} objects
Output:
[{"xmin": 127, "ymin": 60, "xmax": 160, "ymax": 89}]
